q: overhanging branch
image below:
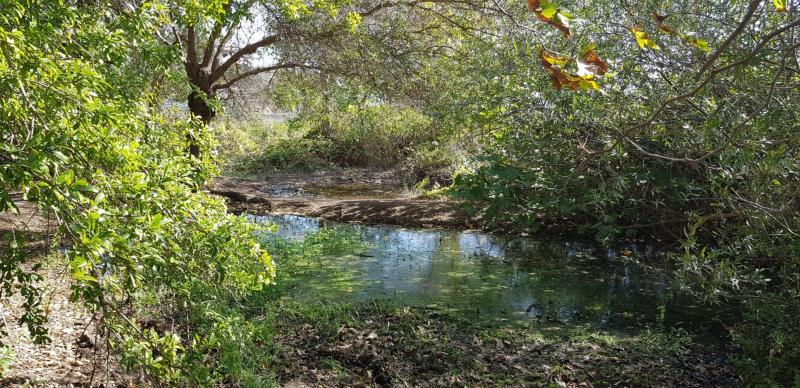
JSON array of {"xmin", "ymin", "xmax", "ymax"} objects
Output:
[
  {"xmin": 695, "ymin": 0, "xmax": 761, "ymax": 80},
  {"xmin": 212, "ymin": 63, "xmax": 322, "ymax": 90},
  {"xmin": 210, "ymin": 35, "xmax": 279, "ymax": 83}
]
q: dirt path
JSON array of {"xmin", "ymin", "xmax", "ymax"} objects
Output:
[
  {"xmin": 212, "ymin": 170, "xmax": 476, "ymax": 229},
  {"xmin": 0, "ymin": 260, "xmax": 136, "ymax": 387},
  {"xmin": 0, "ymin": 197, "xmax": 137, "ymax": 387},
  {"xmin": 0, "ymin": 194, "xmax": 50, "ymax": 234}
]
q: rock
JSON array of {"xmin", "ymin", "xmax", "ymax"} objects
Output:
[{"xmin": 77, "ymin": 333, "xmax": 94, "ymax": 348}]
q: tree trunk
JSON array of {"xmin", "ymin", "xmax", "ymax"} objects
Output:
[{"xmin": 187, "ymin": 89, "xmax": 215, "ymax": 158}]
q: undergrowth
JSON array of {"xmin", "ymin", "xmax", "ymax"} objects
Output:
[{"xmin": 216, "ymin": 106, "xmax": 459, "ymax": 181}]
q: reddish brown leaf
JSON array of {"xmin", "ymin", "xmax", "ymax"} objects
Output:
[
  {"xmin": 658, "ymin": 24, "xmax": 677, "ymax": 34},
  {"xmin": 539, "ymin": 49, "xmax": 597, "ymax": 91},
  {"xmin": 651, "ymin": 11, "xmax": 710, "ymax": 51},
  {"xmin": 651, "ymin": 12, "xmax": 668, "ymax": 23},
  {"xmin": 652, "ymin": 12, "xmax": 677, "ymax": 35},
  {"xmin": 580, "ymin": 44, "xmax": 608, "ymax": 75},
  {"xmin": 536, "ymin": 14, "xmax": 571, "ymax": 37}
]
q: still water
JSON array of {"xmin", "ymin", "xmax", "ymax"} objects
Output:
[{"xmin": 250, "ymin": 214, "xmax": 733, "ymax": 339}]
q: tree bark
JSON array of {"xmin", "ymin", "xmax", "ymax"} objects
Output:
[{"xmin": 187, "ymin": 88, "xmax": 215, "ymax": 158}]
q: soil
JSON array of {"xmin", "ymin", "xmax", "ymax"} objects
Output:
[
  {"xmin": 0, "ymin": 258, "xmax": 139, "ymax": 387},
  {"xmin": 212, "ymin": 169, "xmax": 477, "ymax": 229},
  {"xmin": 0, "ymin": 196, "xmax": 139, "ymax": 387},
  {"xmin": 0, "ymin": 194, "xmax": 50, "ymax": 234}
]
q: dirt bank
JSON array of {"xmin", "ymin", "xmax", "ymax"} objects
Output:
[{"xmin": 212, "ymin": 170, "xmax": 476, "ymax": 229}]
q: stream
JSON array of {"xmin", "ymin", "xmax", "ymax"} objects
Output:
[{"xmin": 250, "ymin": 214, "xmax": 735, "ymax": 342}]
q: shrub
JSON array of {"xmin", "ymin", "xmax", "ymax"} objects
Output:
[
  {"xmin": 219, "ymin": 104, "xmax": 448, "ymax": 174},
  {"xmin": 320, "ymin": 104, "xmax": 434, "ymax": 167},
  {"xmin": 0, "ymin": 4, "xmax": 274, "ymax": 384}
]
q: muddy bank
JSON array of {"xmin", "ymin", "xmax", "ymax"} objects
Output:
[{"xmin": 212, "ymin": 172, "xmax": 476, "ymax": 229}]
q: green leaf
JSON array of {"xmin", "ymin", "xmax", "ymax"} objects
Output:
[
  {"xmin": 681, "ymin": 34, "xmax": 710, "ymax": 52},
  {"xmin": 57, "ymin": 169, "xmax": 75, "ymax": 185},
  {"xmin": 630, "ymin": 26, "xmax": 660, "ymax": 50},
  {"xmin": 540, "ymin": 3, "xmax": 558, "ymax": 19},
  {"xmin": 72, "ymin": 179, "xmax": 94, "ymax": 192}
]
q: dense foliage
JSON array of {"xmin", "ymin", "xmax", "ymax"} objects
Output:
[
  {"xmin": 437, "ymin": 0, "xmax": 800, "ymax": 383},
  {"xmin": 0, "ymin": 1, "xmax": 273, "ymax": 383},
  {"xmin": 2, "ymin": 0, "xmax": 800, "ymax": 385},
  {"xmin": 219, "ymin": 103, "xmax": 436, "ymax": 172},
  {"xmin": 215, "ymin": 70, "xmax": 467, "ymax": 181}
]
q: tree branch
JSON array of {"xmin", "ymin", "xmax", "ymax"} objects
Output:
[
  {"xmin": 608, "ymin": 18, "xmax": 800, "ymax": 162},
  {"xmin": 201, "ymin": 23, "xmax": 224, "ymax": 71},
  {"xmin": 359, "ymin": 0, "xmax": 477, "ymax": 17},
  {"xmin": 171, "ymin": 26, "xmax": 183, "ymax": 52},
  {"xmin": 201, "ymin": 2, "xmax": 234, "ymax": 72},
  {"xmin": 694, "ymin": 0, "xmax": 761, "ymax": 80},
  {"xmin": 213, "ymin": 63, "xmax": 321, "ymax": 90},
  {"xmin": 212, "ymin": 24, "xmax": 238, "ymax": 71},
  {"xmin": 186, "ymin": 25, "xmax": 198, "ymax": 65},
  {"xmin": 210, "ymin": 35, "xmax": 279, "ymax": 83}
]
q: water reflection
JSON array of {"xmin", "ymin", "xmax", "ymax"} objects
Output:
[
  {"xmin": 249, "ymin": 214, "xmax": 732, "ymax": 339},
  {"xmin": 251, "ymin": 214, "xmax": 320, "ymax": 240}
]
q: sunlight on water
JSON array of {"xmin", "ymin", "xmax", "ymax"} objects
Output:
[{"xmin": 249, "ymin": 214, "xmax": 734, "ymax": 339}]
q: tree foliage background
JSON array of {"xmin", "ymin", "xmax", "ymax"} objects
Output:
[
  {"xmin": 1, "ymin": 0, "xmax": 800, "ymax": 384},
  {"xmin": 441, "ymin": 0, "xmax": 800, "ymax": 383}
]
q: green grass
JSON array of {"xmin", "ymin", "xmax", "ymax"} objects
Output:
[{"xmin": 0, "ymin": 346, "xmax": 14, "ymax": 378}]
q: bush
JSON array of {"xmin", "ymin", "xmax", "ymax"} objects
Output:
[
  {"xmin": 0, "ymin": 4, "xmax": 274, "ymax": 384},
  {"xmin": 217, "ymin": 119, "xmax": 332, "ymax": 174},
  {"xmin": 406, "ymin": 143, "xmax": 460, "ymax": 187},
  {"xmin": 218, "ymin": 104, "xmax": 450, "ymax": 175},
  {"xmin": 243, "ymin": 137, "xmax": 333, "ymax": 172},
  {"xmin": 320, "ymin": 104, "xmax": 434, "ymax": 167},
  {"xmin": 731, "ymin": 293, "xmax": 800, "ymax": 385}
]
